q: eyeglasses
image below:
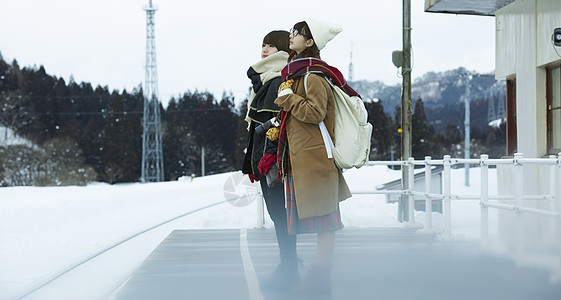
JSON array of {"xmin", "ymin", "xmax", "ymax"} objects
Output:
[{"xmin": 289, "ymin": 28, "xmax": 309, "ymax": 39}]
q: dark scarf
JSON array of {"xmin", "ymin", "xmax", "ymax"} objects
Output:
[
  {"xmin": 245, "ymin": 51, "xmax": 288, "ymax": 125},
  {"xmin": 247, "ymin": 68, "xmax": 282, "ymax": 124}
]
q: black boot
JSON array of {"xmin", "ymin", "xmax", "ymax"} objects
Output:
[{"xmin": 260, "ymin": 257, "xmax": 300, "ymax": 293}]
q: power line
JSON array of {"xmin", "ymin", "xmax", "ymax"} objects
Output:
[{"xmin": 0, "ymin": 107, "xmax": 234, "ymax": 117}]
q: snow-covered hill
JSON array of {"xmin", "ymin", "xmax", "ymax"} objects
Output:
[{"xmin": 0, "ymin": 125, "xmax": 35, "ymax": 148}]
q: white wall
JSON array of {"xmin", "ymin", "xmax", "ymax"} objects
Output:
[
  {"xmin": 537, "ymin": 0, "xmax": 561, "ymax": 67},
  {"xmin": 495, "ymin": 0, "xmax": 561, "ymax": 253},
  {"xmin": 495, "ymin": 3, "xmax": 516, "ymax": 79},
  {"xmin": 496, "ymin": 0, "xmax": 561, "ymax": 158}
]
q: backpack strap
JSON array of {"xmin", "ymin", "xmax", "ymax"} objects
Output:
[
  {"xmin": 303, "ymin": 73, "xmax": 334, "ymax": 159},
  {"xmin": 319, "ymin": 122, "xmax": 334, "ymax": 159}
]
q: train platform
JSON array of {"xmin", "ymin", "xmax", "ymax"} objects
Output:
[{"xmin": 114, "ymin": 228, "xmax": 561, "ymax": 300}]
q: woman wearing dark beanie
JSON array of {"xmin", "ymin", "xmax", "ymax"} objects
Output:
[{"xmin": 241, "ymin": 30, "xmax": 299, "ymax": 290}]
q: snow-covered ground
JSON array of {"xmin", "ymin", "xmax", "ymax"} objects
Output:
[
  {"xmin": 0, "ymin": 165, "xmax": 497, "ymax": 299},
  {"xmin": 0, "ymin": 126, "xmax": 35, "ymax": 148}
]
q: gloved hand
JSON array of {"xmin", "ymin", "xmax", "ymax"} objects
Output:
[
  {"xmin": 258, "ymin": 154, "xmax": 277, "ymax": 176},
  {"xmin": 248, "ymin": 174, "xmax": 260, "ymax": 183},
  {"xmin": 277, "ymin": 79, "xmax": 294, "ymax": 96},
  {"xmin": 266, "ymin": 127, "xmax": 279, "ymax": 141}
]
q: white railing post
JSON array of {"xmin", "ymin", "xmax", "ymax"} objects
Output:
[
  {"xmin": 557, "ymin": 153, "xmax": 561, "ymax": 261},
  {"xmin": 514, "ymin": 153, "xmax": 524, "ymax": 259},
  {"xmin": 425, "ymin": 156, "xmax": 432, "ymax": 231},
  {"xmin": 408, "ymin": 157, "xmax": 415, "ymax": 223},
  {"xmin": 361, "ymin": 155, "xmax": 561, "ymax": 270},
  {"xmin": 257, "ymin": 192, "xmax": 264, "ymax": 228},
  {"xmin": 443, "ymin": 155, "xmax": 452, "ymax": 239},
  {"xmin": 549, "ymin": 155, "xmax": 557, "ymax": 246},
  {"xmin": 480, "ymin": 154, "xmax": 489, "ymax": 244}
]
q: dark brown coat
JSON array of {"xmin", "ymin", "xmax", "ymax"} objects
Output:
[{"xmin": 275, "ymin": 73, "xmax": 351, "ymax": 219}]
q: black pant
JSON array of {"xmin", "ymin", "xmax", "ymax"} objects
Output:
[{"xmin": 259, "ymin": 175, "xmax": 297, "ymax": 262}]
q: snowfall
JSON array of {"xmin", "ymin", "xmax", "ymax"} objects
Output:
[{"xmin": 0, "ymin": 164, "xmax": 498, "ymax": 300}]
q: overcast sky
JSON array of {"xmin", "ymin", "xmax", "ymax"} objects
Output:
[{"xmin": 0, "ymin": 0, "xmax": 495, "ymax": 106}]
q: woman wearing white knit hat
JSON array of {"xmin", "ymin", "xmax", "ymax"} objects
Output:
[{"xmin": 274, "ymin": 19, "xmax": 360, "ymax": 297}]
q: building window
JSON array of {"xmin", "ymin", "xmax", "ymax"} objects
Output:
[
  {"xmin": 546, "ymin": 64, "xmax": 561, "ymax": 155},
  {"xmin": 506, "ymin": 77, "xmax": 517, "ymax": 156}
]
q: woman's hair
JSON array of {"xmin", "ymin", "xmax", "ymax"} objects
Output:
[
  {"xmin": 288, "ymin": 21, "xmax": 320, "ymax": 61},
  {"xmin": 263, "ymin": 30, "xmax": 290, "ymax": 53}
]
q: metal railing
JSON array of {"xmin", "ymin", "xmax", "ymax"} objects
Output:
[
  {"xmin": 363, "ymin": 153, "xmax": 561, "ymax": 272},
  {"xmin": 256, "ymin": 152, "xmax": 561, "ymax": 269},
  {"xmin": 379, "ymin": 154, "xmax": 561, "ymax": 237}
]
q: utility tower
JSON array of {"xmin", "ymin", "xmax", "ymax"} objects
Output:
[
  {"xmin": 497, "ymin": 95, "xmax": 506, "ymax": 121},
  {"xmin": 141, "ymin": 0, "xmax": 164, "ymax": 182},
  {"xmin": 487, "ymin": 97, "xmax": 496, "ymax": 123}
]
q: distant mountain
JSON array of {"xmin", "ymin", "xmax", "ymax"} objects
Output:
[
  {"xmin": 350, "ymin": 67, "xmax": 507, "ymax": 132},
  {"xmin": 411, "ymin": 67, "xmax": 506, "ymax": 108}
]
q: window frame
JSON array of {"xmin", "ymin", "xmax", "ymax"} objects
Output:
[
  {"xmin": 546, "ymin": 63, "xmax": 561, "ymax": 155},
  {"xmin": 506, "ymin": 77, "xmax": 517, "ymax": 156}
]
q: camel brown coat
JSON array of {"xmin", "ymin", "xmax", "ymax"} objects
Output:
[{"xmin": 274, "ymin": 73, "xmax": 352, "ymax": 219}]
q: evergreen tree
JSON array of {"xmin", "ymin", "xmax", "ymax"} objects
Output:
[
  {"xmin": 412, "ymin": 98, "xmax": 435, "ymax": 159},
  {"xmin": 392, "ymin": 105, "xmax": 402, "ymax": 161},
  {"xmin": 208, "ymin": 92, "xmax": 238, "ymax": 173},
  {"xmin": 96, "ymin": 91, "xmax": 142, "ymax": 183},
  {"xmin": 365, "ymin": 99, "xmax": 392, "ymax": 160},
  {"xmin": 122, "ymin": 89, "xmax": 143, "ymax": 180},
  {"xmin": 235, "ymin": 98, "xmax": 250, "ymax": 170},
  {"xmin": 82, "ymin": 118, "xmax": 103, "ymax": 177},
  {"xmin": 39, "ymin": 137, "xmax": 96, "ymax": 186},
  {"xmin": 0, "ymin": 53, "xmax": 508, "ymax": 184},
  {"xmin": 162, "ymin": 98, "xmax": 197, "ymax": 180},
  {"xmin": 162, "ymin": 91, "xmax": 240, "ymax": 178},
  {"xmin": 0, "ymin": 144, "xmax": 46, "ymax": 185}
]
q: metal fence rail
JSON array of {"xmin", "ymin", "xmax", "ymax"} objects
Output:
[
  {"xmin": 362, "ymin": 153, "xmax": 561, "ymax": 237},
  {"xmin": 256, "ymin": 152, "xmax": 561, "ymax": 272},
  {"xmin": 362, "ymin": 153, "xmax": 561, "ymax": 274}
]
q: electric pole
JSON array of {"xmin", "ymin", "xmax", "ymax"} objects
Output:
[
  {"xmin": 400, "ymin": 0, "xmax": 413, "ymax": 222},
  {"xmin": 463, "ymin": 73, "xmax": 472, "ymax": 187}
]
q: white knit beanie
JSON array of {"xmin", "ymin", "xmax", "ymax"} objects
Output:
[{"xmin": 305, "ymin": 19, "xmax": 342, "ymax": 50}]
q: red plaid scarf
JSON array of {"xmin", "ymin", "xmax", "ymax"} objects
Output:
[
  {"xmin": 276, "ymin": 110, "xmax": 289, "ymax": 177},
  {"xmin": 281, "ymin": 57, "xmax": 361, "ymax": 99},
  {"xmin": 276, "ymin": 58, "xmax": 361, "ymax": 176}
]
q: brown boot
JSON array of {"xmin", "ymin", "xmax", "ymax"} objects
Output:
[{"xmin": 293, "ymin": 264, "xmax": 332, "ymax": 297}]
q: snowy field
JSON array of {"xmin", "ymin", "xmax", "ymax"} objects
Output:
[{"xmin": 0, "ymin": 165, "xmax": 497, "ymax": 299}]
